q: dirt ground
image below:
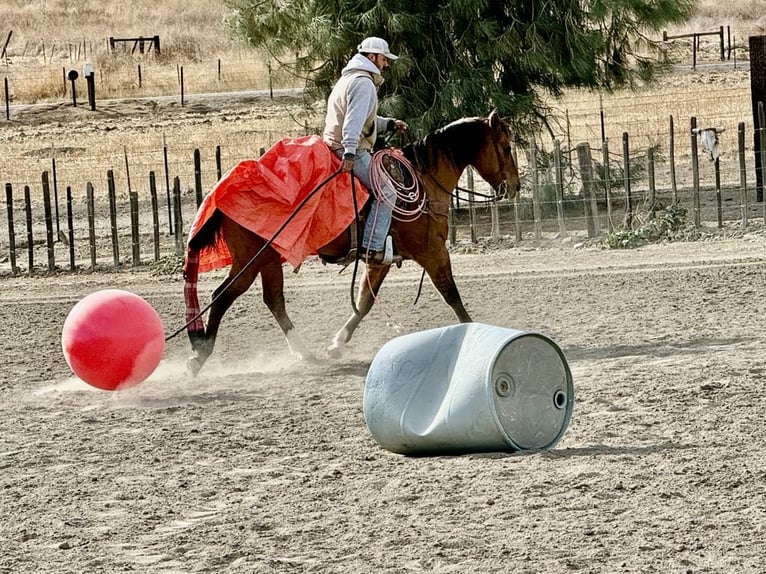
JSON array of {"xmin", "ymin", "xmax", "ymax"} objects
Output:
[{"xmin": 1, "ymin": 230, "xmax": 765, "ymax": 574}]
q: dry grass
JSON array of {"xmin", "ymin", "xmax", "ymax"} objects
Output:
[{"xmin": 0, "ymin": 0, "xmax": 765, "ymax": 216}]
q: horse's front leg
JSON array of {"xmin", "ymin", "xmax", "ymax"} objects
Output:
[
  {"xmin": 328, "ymin": 263, "xmax": 391, "ymax": 358},
  {"xmin": 420, "ymin": 247, "xmax": 472, "ymax": 323}
]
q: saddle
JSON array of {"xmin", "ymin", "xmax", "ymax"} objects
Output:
[{"xmin": 317, "ymin": 150, "xmax": 409, "ymax": 266}]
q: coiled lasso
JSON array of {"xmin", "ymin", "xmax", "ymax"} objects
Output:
[{"xmin": 369, "ymin": 149, "xmax": 425, "ymax": 222}]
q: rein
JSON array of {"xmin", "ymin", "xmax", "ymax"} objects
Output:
[{"xmin": 410, "ymin": 147, "xmax": 501, "ymax": 207}]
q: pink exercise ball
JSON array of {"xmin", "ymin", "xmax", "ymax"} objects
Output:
[{"xmin": 61, "ymin": 289, "xmax": 165, "ymax": 391}]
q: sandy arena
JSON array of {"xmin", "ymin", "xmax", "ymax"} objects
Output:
[{"xmin": 1, "ymin": 232, "xmax": 765, "ymax": 573}]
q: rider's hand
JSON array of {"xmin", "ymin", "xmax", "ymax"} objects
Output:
[
  {"xmin": 341, "ymin": 153, "xmax": 355, "ymax": 172},
  {"xmin": 392, "ymin": 119, "xmax": 409, "ymax": 133}
]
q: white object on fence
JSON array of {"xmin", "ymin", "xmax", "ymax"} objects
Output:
[
  {"xmin": 694, "ymin": 126, "xmax": 725, "ymax": 161},
  {"xmin": 363, "ymin": 323, "xmax": 574, "ymax": 455}
]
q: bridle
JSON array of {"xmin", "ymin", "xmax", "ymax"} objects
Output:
[{"xmin": 413, "ymin": 122, "xmax": 514, "ymax": 205}]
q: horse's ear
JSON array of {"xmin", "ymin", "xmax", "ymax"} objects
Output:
[{"xmin": 488, "ymin": 108, "xmax": 502, "ymax": 130}]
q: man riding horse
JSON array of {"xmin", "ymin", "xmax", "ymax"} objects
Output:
[{"xmin": 322, "ymin": 36, "xmax": 409, "ymax": 266}]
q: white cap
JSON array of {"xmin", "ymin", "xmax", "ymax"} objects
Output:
[{"xmin": 358, "ymin": 37, "xmax": 398, "ymax": 60}]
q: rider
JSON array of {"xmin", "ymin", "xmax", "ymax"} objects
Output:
[{"xmin": 322, "ymin": 36, "xmax": 409, "ymax": 265}]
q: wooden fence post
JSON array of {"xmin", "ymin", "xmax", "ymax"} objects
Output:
[
  {"xmin": 647, "ymin": 147, "xmax": 656, "ymax": 219},
  {"xmin": 622, "ymin": 133, "xmax": 632, "ymax": 228},
  {"xmin": 163, "ymin": 136, "xmax": 173, "ymax": 234},
  {"xmin": 738, "ymin": 122, "xmax": 748, "ymax": 227},
  {"xmin": 690, "ymin": 117, "xmax": 701, "ymax": 227},
  {"xmin": 553, "ymin": 139, "xmax": 566, "ymax": 236},
  {"xmin": 669, "ymin": 115, "xmax": 678, "ymax": 204},
  {"xmin": 24, "ymin": 185, "xmax": 33, "ymax": 275},
  {"xmin": 4, "ymin": 183, "xmax": 13, "ymax": 271},
  {"xmin": 107, "ymin": 169, "xmax": 120, "ymax": 266},
  {"xmin": 530, "ymin": 139, "xmax": 542, "ymax": 240},
  {"xmin": 65, "ymin": 186, "xmax": 75, "ymax": 270},
  {"xmin": 173, "ymin": 176, "xmax": 184, "ymax": 255},
  {"xmin": 150, "ymin": 171, "xmax": 160, "ymax": 261},
  {"xmin": 467, "ymin": 168, "xmax": 477, "ymax": 243},
  {"xmin": 87, "ymin": 183, "xmax": 96, "ymax": 269},
  {"xmin": 5, "ymin": 183, "xmax": 18, "ymax": 275},
  {"xmin": 575, "ymin": 142, "xmax": 600, "ymax": 238},
  {"xmin": 51, "ymin": 158, "xmax": 61, "ymax": 237},
  {"xmin": 130, "ymin": 190, "xmax": 140, "ymax": 266},
  {"xmin": 510, "ymin": 146, "xmax": 519, "ymax": 242},
  {"xmin": 42, "ymin": 172, "xmax": 55, "ymax": 273},
  {"xmin": 216, "ymin": 145, "xmax": 222, "ymax": 180},
  {"xmin": 603, "ymin": 138, "xmax": 613, "ymax": 231},
  {"xmin": 194, "ymin": 149, "xmax": 203, "ymax": 206}
]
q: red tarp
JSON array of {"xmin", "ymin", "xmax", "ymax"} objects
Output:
[{"xmin": 187, "ymin": 135, "xmax": 368, "ymax": 272}]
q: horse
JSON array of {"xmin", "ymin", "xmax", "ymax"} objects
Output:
[{"xmin": 183, "ymin": 110, "xmax": 520, "ymax": 375}]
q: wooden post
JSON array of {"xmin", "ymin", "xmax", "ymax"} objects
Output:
[
  {"xmin": 180, "ymin": 65, "xmax": 185, "ymax": 107},
  {"xmin": 51, "ymin": 158, "xmax": 61, "ymax": 237},
  {"xmin": 467, "ymin": 168, "xmax": 477, "ymax": 243},
  {"xmin": 530, "ymin": 139, "xmax": 542, "ymax": 240},
  {"xmin": 760, "ymin": 102, "xmax": 766, "ymax": 206},
  {"xmin": 173, "ymin": 176, "xmax": 184, "ymax": 255},
  {"xmin": 748, "ymin": 35, "xmax": 766, "ymax": 202},
  {"xmin": 4, "ymin": 77, "xmax": 9, "ymax": 121},
  {"xmin": 714, "ymin": 154, "xmax": 722, "ymax": 228},
  {"xmin": 510, "ymin": 146, "xmax": 519, "ymax": 242},
  {"xmin": 107, "ymin": 169, "xmax": 120, "ymax": 266},
  {"xmin": 622, "ymin": 132, "xmax": 633, "ymax": 228},
  {"xmin": 194, "ymin": 149, "xmax": 203, "ymax": 206},
  {"xmin": 647, "ymin": 147, "xmax": 656, "ymax": 219},
  {"xmin": 5, "ymin": 183, "xmax": 18, "ymax": 275},
  {"xmin": 130, "ymin": 191, "xmax": 140, "ymax": 266},
  {"xmin": 163, "ymin": 135, "xmax": 173, "ymax": 234},
  {"xmin": 150, "ymin": 171, "xmax": 160, "ymax": 261},
  {"xmin": 24, "ymin": 185, "xmax": 33, "ymax": 275},
  {"xmin": 738, "ymin": 122, "xmax": 749, "ymax": 227},
  {"xmin": 87, "ymin": 183, "xmax": 96, "ymax": 269},
  {"xmin": 690, "ymin": 117, "xmax": 701, "ymax": 227},
  {"xmin": 669, "ymin": 115, "xmax": 678, "ymax": 203},
  {"xmin": 65, "ymin": 186, "xmax": 75, "ymax": 271},
  {"xmin": 575, "ymin": 142, "xmax": 600, "ymax": 237},
  {"xmin": 216, "ymin": 145, "xmax": 222, "ymax": 180},
  {"xmin": 603, "ymin": 138, "xmax": 613, "ymax": 231},
  {"xmin": 553, "ymin": 139, "xmax": 566, "ymax": 236},
  {"xmin": 42, "ymin": 172, "xmax": 55, "ymax": 273}
]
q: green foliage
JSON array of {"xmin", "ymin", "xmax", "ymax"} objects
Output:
[
  {"xmin": 603, "ymin": 203, "xmax": 701, "ymax": 249},
  {"xmin": 224, "ymin": 0, "xmax": 695, "ymax": 135}
]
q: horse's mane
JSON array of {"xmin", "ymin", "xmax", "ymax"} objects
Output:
[{"xmin": 404, "ymin": 117, "xmax": 488, "ymax": 171}]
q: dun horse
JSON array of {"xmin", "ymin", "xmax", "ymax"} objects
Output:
[{"xmin": 184, "ymin": 110, "xmax": 520, "ymax": 375}]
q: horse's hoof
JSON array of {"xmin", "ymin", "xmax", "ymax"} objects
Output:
[
  {"xmin": 327, "ymin": 344, "xmax": 343, "ymax": 359},
  {"xmin": 186, "ymin": 356, "xmax": 202, "ymax": 377}
]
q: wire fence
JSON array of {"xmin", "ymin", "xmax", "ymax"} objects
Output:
[{"xmin": 2, "ymin": 52, "xmax": 766, "ymax": 276}]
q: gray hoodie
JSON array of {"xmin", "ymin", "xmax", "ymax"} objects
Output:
[{"xmin": 323, "ymin": 53, "xmax": 393, "ymax": 156}]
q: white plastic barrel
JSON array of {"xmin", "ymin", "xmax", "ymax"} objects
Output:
[{"xmin": 363, "ymin": 323, "xmax": 574, "ymax": 455}]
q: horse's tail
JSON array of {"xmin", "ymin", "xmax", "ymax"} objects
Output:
[{"xmin": 184, "ymin": 210, "xmax": 224, "ymax": 339}]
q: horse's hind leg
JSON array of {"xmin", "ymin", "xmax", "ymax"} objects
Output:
[
  {"xmin": 328, "ymin": 264, "xmax": 390, "ymax": 358},
  {"xmin": 187, "ymin": 259, "xmax": 261, "ymax": 376},
  {"xmin": 259, "ymin": 252, "xmax": 315, "ymax": 361}
]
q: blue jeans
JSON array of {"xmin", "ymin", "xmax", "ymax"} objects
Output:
[{"xmin": 337, "ymin": 149, "xmax": 395, "ymax": 252}]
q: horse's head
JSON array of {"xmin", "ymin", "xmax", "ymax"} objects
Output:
[{"xmin": 473, "ymin": 110, "xmax": 521, "ymax": 200}]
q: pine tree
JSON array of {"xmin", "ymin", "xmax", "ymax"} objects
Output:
[{"xmin": 225, "ymin": 0, "xmax": 694, "ymax": 135}]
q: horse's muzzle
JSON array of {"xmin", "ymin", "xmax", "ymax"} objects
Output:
[{"xmin": 496, "ymin": 180, "xmax": 520, "ymax": 201}]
